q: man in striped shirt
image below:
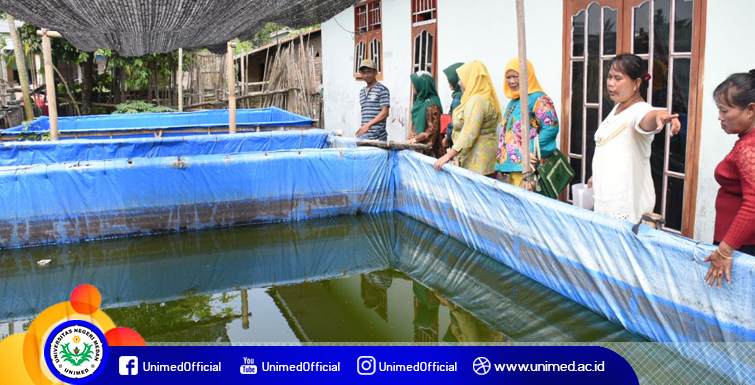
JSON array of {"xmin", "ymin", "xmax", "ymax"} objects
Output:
[{"xmin": 356, "ymin": 59, "xmax": 390, "ymax": 141}]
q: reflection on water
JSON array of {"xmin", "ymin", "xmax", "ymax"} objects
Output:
[{"xmin": 0, "ymin": 213, "xmax": 642, "ymax": 343}]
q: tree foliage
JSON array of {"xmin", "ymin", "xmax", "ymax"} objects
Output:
[
  {"xmin": 14, "ymin": 22, "xmax": 192, "ymax": 94},
  {"xmin": 234, "ymin": 23, "xmax": 322, "ymax": 55}
]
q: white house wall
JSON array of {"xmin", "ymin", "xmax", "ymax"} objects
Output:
[
  {"xmin": 323, "ymin": 0, "xmax": 562, "ymax": 141},
  {"xmin": 382, "ymin": 0, "xmax": 413, "ymax": 141},
  {"xmin": 436, "ymin": 0, "xmax": 563, "ymax": 128},
  {"xmin": 693, "ymin": 0, "xmax": 755, "ymax": 242},
  {"xmin": 322, "ymin": 9, "xmax": 362, "ymax": 137},
  {"xmin": 321, "ymin": 0, "xmax": 412, "ymax": 140}
]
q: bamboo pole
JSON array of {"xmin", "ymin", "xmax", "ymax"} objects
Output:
[
  {"xmin": 516, "ymin": 0, "xmax": 531, "ymax": 176},
  {"xmin": 178, "ymin": 48, "xmax": 183, "ymax": 111},
  {"xmin": 34, "ymin": 29, "xmax": 80, "ymax": 117},
  {"xmin": 198, "ymin": 53, "xmax": 204, "ymax": 104},
  {"xmin": 35, "ymin": 30, "xmax": 62, "ymax": 38},
  {"xmin": 7, "ymin": 15, "xmax": 33, "ymax": 121},
  {"xmin": 241, "ymin": 289, "xmax": 250, "ymax": 330},
  {"xmin": 240, "ymin": 46, "xmax": 246, "ymax": 106},
  {"xmin": 262, "ymin": 47, "xmax": 270, "ymax": 92},
  {"xmin": 29, "ymin": 54, "xmax": 37, "ymax": 90},
  {"xmin": 227, "ymin": 41, "xmax": 236, "ymax": 134},
  {"xmin": 41, "ymin": 30, "xmax": 59, "ymax": 140},
  {"xmin": 0, "ymin": 52, "xmax": 7, "ymax": 106},
  {"xmin": 52, "ymin": 64, "xmax": 81, "ymax": 116}
]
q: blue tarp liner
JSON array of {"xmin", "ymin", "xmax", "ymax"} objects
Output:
[
  {"xmin": 0, "ymin": 107, "xmax": 312, "ymax": 136},
  {"xmin": 0, "ymin": 131, "xmax": 754, "ymax": 382},
  {"xmin": 0, "ymin": 147, "xmax": 393, "ymax": 248},
  {"xmin": 393, "ymin": 151, "xmax": 755, "ymax": 383},
  {"xmin": 395, "ymin": 150, "xmax": 755, "ymax": 343},
  {"xmin": 0, "ymin": 130, "xmax": 330, "ymax": 167}
]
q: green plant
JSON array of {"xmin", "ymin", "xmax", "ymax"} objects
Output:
[
  {"xmin": 15, "ymin": 120, "xmax": 52, "ymax": 141},
  {"xmin": 113, "ymin": 101, "xmax": 177, "ymax": 114}
]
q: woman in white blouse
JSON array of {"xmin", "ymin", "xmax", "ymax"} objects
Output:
[{"xmin": 588, "ymin": 54, "xmax": 681, "ymax": 223}]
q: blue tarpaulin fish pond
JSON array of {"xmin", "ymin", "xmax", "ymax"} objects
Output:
[
  {"xmin": 0, "ymin": 108, "xmax": 313, "ymax": 140},
  {"xmin": 0, "ymin": 125, "xmax": 753, "ymax": 382}
]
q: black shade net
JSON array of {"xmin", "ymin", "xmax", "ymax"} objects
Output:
[{"xmin": 0, "ymin": 0, "xmax": 357, "ymax": 56}]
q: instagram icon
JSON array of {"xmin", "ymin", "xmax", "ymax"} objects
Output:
[{"xmin": 357, "ymin": 356, "xmax": 376, "ymax": 375}]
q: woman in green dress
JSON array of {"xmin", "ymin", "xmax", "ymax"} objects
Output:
[{"xmin": 433, "ymin": 61, "xmax": 502, "ymax": 177}]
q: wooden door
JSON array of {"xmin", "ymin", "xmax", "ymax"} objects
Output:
[{"xmin": 561, "ymin": 0, "xmax": 706, "ymax": 236}]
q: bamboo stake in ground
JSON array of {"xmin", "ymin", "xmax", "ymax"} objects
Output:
[
  {"xmin": 227, "ymin": 41, "xmax": 236, "ymax": 134},
  {"xmin": 6, "ymin": 14, "xmax": 33, "ymax": 121},
  {"xmin": 516, "ymin": 0, "xmax": 531, "ymax": 178},
  {"xmin": 41, "ymin": 30, "xmax": 59, "ymax": 140},
  {"xmin": 178, "ymin": 48, "xmax": 183, "ymax": 111}
]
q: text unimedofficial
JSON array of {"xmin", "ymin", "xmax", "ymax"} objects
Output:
[
  {"xmin": 379, "ymin": 361, "xmax": 457, "ymax": 372},
  {"xmin": 142, "ymin": 362, "xmax": 222, "ymax": 372},
  {"xmin": 262, "ymin": 361, "xmax": 341, "ymax": 372}
]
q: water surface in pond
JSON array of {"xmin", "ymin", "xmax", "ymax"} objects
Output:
[{"xmin": 0, "ymin": 213, "xmax": 643, "ymax": 343}]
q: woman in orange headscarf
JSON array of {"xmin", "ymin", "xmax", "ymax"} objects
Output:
[
  {"xmin": 495, "ymin": 58, "xmax": 559, "ymax": 188},
  {"xmin": 434, "ymin": 61, "xmax": 502, "ymax": 176}
]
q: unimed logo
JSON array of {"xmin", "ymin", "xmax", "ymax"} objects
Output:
[{"xmin": 119, "ymin": 356, "xmax": 139, "ymax": 375}]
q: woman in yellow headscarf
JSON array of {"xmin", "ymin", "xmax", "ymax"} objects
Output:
[
  {"xmin": 495, "ymin": 58, "xmax": 559, "ymax": 187},
  {"xmin": 434, "ymin": 61, "xmax": 502, "ymax": 177}
]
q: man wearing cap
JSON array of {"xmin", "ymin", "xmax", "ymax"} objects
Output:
[{"xmin": 356, "ymin": 59, "xmax": 390, "ymax": 141}]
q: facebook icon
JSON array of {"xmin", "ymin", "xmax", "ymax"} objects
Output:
[{"xmin": 119, "ymin": 356, "xmax": 139, "ymax": 375}]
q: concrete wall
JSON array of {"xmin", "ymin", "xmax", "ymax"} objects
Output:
[
  {"xmin": 693, "ymin": 0, "xmax": 755, "ymax": 242},
  {"xmin": 323, "ymin": 0, "xmax": 562, "ymax": 141}
]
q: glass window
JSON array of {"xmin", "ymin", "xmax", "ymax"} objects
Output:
[
  {"xmin": 633, "ymin": 2, "xmax": 650, "ymax": 54},
  {"xmin": 354, "ymin": 1, "xmax": 383, "ymax": 77},
  {"xmin": 586, "ymin": 3, "xmax": 601, "ymax": 103},
  {"xmin": 585, "ymin": 108, "xmax": 600, "ymax": 181},
  {"xmin": 603, "ymin": 8, "xmax": 618, "ymax": 56},
  {"xmin": 413, "ymin": 0, "xmax": 437, "ymax": 25},
  {"xmin": 569, "ymin": 157, "xmax": 582, "ymax": 201},
  {"xmin": 370, "ymin": 39, "xmax": 382, "ymax": 73},
  {"xmin": 572, "ymin": 10, "xmax": 585, "ymax": 58},
  {"xmin": 664, "ymin": 176, "xmax": 685, "ymax": 231},
  {"xmin": 354, "ymin": 41, "xmax": 366, "ymax": 74},
  {"xmin": 413, "ymin": 30, "xmax": 434, "ymax": 73},
  {"xmin": 570, "ymin": 62, "xmax": 584, "ymax": 156},
  {"xmin": 369, "ymin": 1, "xmax": 382, "ymax": 30},
  {"xmin": 652, "ymin": 0, "xmax": 671, "ymax": 109},
  {"xmin": 669, "ymin": 58, "xmax": 691, "ymax": 173},
  {"xmin": 674, "ymin": 0, "xmax": 694, "ymax": 52},
  {"xmin": 355, "ymin": 4, "xmax": 369, "ymax": 33}
]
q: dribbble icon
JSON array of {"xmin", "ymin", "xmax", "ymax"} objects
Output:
[
  {"xmin": 119, "ymin": 356, "xmax": 139, "ymax": 375},
  {"xmin": 357, "ymin": 356, "xmax": 376, "ymax": 375}
]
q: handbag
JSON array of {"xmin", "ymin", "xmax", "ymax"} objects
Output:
[
  {"xmin": 440, "ymin": 114, "xmax": 452, "ymax": 135},
  {"xmin": 533, "ymin": 136, "xmax": 575, "ymax": 199}
]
